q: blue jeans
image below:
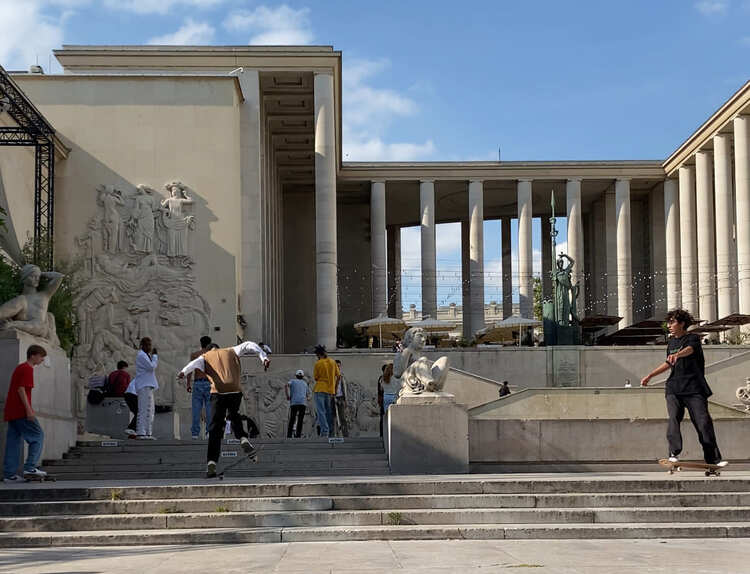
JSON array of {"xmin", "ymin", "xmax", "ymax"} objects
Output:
[
  {"xmin": 191, "ymin": 379, "xmax": 212, "ymax": 437},
  {"xmin": 383, "ymin": 393, "xmax": 397, "ymax": 412},
  {"xmin": 3, "ymin": 418, "xmax": 44, "ymax": 478},
  {"xmin": 314, "ymin": 392, "xmax": 333, "ymax": 437}
]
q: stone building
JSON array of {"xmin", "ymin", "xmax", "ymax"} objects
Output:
[{"xmin": 0, "ymin": 44, "xmax": 749, "ymax": 361}]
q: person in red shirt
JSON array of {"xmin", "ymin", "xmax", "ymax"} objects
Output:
[
  {"xmin": 107, "ymin": 360, "xmax": 131, "ymax": 397},
  {"xmin": 3, "ymin": 344, "xmax": 47, "ymax": 482}
]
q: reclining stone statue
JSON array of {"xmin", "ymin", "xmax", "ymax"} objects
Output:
[
  {"xmin": 393, "ymin": 327, "xmax": 450, "ymax": 398},
  {"xmin": 0, "ymin": 264, "xmax": 63, "ymax": 346}
]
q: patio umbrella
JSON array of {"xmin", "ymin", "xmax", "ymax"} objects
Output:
[
  {"xmin": 475, "ymin": 323, "xmax": 515, "ymax": 344},
  {"xmin": 495, "ymin": 315, "xmax": 542, "ymax": 346},
  {"xmin": 409, "ymin": 315, "xmax": 459, "ymax": 336},
  {"xmin": 354, "ymin": 314, "xmax": 406, "ymax": 347}
]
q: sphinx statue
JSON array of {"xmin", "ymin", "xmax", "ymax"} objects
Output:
[
  {"xmin": 394, "ymin": 327, "xmax": 450, "ymax": 398},
  {"xmin": 0, "ymin": 264, "xmax": 63, "ymax": 345}
]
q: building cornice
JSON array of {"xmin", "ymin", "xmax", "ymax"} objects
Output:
[
  {"xmin": 663, "ymin": 80, "xmax": 750, "ymax": 176},
  {"xmin": 339, "ymin": 160, "xmax": 665, "ymax": 181}
]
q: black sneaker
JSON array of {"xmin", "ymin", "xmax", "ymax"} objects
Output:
[
  {"xmin": 240, "ymin": 437, "xmax": 256, "ymax": 457},
  {"xmin": 206, "ymin": 461, "xmax": 217, "ymax": 478}
]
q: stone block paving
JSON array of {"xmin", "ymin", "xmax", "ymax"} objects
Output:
[{"xmin": 1, "ymin": 538, "xmax": 749, "ymax": 573}]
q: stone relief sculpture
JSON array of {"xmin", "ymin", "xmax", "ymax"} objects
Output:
[
  {"xmin": 159, "ymin": 181, "xmax": 194, "ymax": 258},
  {"xmin": 394, "ymin": 327, "xmax": 450, "ymax": 397},
  {"xmin": 240, "ymin": 371, "xmax": 382, "ymax": 437},
  {"xmin": 71, "ymin": 181, "xmax": 210, "ymax": 421},
  {"xmin": 553, "ymin": 253, "xmax": 579, "ymax": 327},
  {"xmin": 0, "ymin": 264, "xmax": 63, "ymax": 346}
]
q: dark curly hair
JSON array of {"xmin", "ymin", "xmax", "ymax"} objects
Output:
[{"xmin": 665, "ymin": 308, "xmax": 696, "ymax": 327}]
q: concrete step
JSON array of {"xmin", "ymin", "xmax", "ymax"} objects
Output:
[
  {"xmin": 4, "ymin": 477, "xmax": 750, "ymax": 502},
  {"xmin": 39, "ymin": 468, "xmax": 390, "ymax": 481},
  {"xmin": 6, "ymin": 491, "xmax": 750, "ymax": 517},
  {"xmin": 1, "ymin": 522, "xmax": 749, "ymax": 547},
  {"xmin": 49, "ymin": 453, "xmax": 388, "ymax": 465},
  {"xmin": 5, "ymin": 506, "xmax": 750, "ymax": 532}
]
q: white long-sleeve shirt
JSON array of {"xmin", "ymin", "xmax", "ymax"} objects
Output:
[
  {"xmin": 179, "ymin": 341, "xmax": 268, "ymax": 377},
  {"xmin": 133, "ymin": 350, "xmax": 159, "ymax": 392}
]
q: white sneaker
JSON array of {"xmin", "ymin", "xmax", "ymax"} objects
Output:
[
  {"xmin": 668, "ymin": 454, "xmax": 679, "ymax": 463},
  {"xmin": 124, "ymin": 429, "xmax": 136, "ymax": 436},
  {"xmin": 716, "ymin": 461, "xmax": 729, "ymax": 467},
  {"xmin": 191, "ymin": 435, "xmax": 200, "ymax": 440},
  {"xmin": 3, "ymin": 475, "xmax": 22, "ymax": 483},
  {"xmin": 144, "ymin": 435, "xmax": 157, "ymax": 441},
  {"xmin": 23, "ymin": 468, "xmax": 47, "ymax": 478}
]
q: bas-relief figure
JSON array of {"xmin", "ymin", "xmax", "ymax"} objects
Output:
[
  {"xmin": 71, "ymin": 181, "xmax": 210, "ymax": 420},
  {"xmin": 393, "ymin": 327, "xmax": 449, "ymax": 398},
  {"xmin": 240, "ymin": 371, "xmax": 382, "ymax": 438},
  {"xmin": 0, "ymin": 264, "xmax": 64, "ymax": 346}
]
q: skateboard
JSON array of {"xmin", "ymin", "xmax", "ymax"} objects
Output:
[
  {"xmin": 215, "ymin": 445, "xmax": 261, "ymax": 480},
  {"xmin": 23, "ymin": 474, "xmax": 56, "ymax": 483},
  {"xmin": 658, "ymin": 458, "xmax": 726, "ymax": 477}
]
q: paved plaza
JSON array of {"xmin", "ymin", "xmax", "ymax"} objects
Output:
[{"xmin": 1, "ymin": 538, "xmax": 747, "ymax": 573}]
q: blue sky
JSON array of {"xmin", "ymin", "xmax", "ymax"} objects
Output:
[{"xmin": 1, "ymin": 0, "xmax": 747, "ymax": 310}]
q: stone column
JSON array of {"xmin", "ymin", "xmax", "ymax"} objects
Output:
[
  {"xmin": 517, "ymin": 179, "xmax": 533, "ymax": 318},
  {"xmin": 615, "ymin": 178, "xmax": 632, "ymax": 327},
  {"xmin": 679, "ymin": 165, "xmax": 698, "ymax": 315},
  {"xmin": 605, "ymin": 189, "xmax": 618, "ymax": 316},
  {"xmin": 420, "ymin": 180, "xmax": 437, "ymax": 320},
  {"xmin": 314, "ymin": 72, "xmax": 338, "ymax": 350},
  {"xmin": 663, "ymin": 178, "xmax": 681, "ymax": 310},
  {"xmin": 461, "ymin": 217, "xmax": 471, "ymax": 340},
  {"xmin": 468, "ymin": 180, "xmax": 485, "ymax": 335},
  {"xmin": 734, "ymin": 115, "xmax": 750, "ymax": 328},
  {"xmin": 566, "ymin": 178, "xmax": 585, "ymax": 312},
  {"xmin": 370, "ymin": 180, "xmax": 387, "ymax": 317},
  {"xmin": 650, "ymin": 186, "xmax": 667, "ymax": 316},
  {"xmin": 501, "ymin": 217, "xmax": 512, "ymax": 318},
  {"xmin": 387, "ymin": 226, "xmax": 402, "ymax": 318},
  {"xmin": 714, "ymin": 133, "xmax": 738, "ymax": 323},
  {"xmin": 237, "ymin": 69, "xmax": 263, "ymax": 342},
  {"xmin": 695, "ymin": 150, "xmax": 717, "ymax": 325}
]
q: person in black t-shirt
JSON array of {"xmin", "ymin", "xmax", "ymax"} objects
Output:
[{"xmin": 641, "ymin": 308, "xmax": 726, "ymax": 466}]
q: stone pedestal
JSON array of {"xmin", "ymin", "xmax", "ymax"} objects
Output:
[
  {"xmin": 387, "ymin": 392, "xmax": 469, "ymax": 474},
  {"xmin": 0, "ymin": 329, "xmax": 76, "ymax": 465},
  {"xmin": 86, "ymin": 399, "xmax": 182, "ymax": 440}
]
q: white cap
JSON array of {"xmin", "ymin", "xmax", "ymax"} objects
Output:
[{"xmin": 295, "ymin": 369, "xmax": 304, "ymax": 377}]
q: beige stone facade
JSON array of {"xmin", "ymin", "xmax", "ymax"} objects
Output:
[{"xmin": 1, "ymin": 46, "xmax": 749, "ymax": 409}]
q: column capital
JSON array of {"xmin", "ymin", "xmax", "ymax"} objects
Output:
[
  {"xmin": 567, "ymin": 177, "xmax": 582, "ymax": 183},
  {"xmin": 370, "ymin": 179, "xmax": 386, "ymax": 185},
  {"xmin": 695, "ymin": 148, "xmax": 713, "ymax": 157},
  {"xmin": 517, "ymin": 178, "xmax": 533, "ymax": 184},
  {"xmin": 615, "ymin": 177, "xmax": 632, "ymax": 183},
  {"xmin": 420, "ymin": 178, "xmax": 435, "ymax": 184},
  {"xmin": 469, "ymin": 179, "xmax": 484, "ymax": 185}
]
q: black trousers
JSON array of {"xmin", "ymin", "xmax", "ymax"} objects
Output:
[
  {"xmin": 287, "ymin": 404, "xmax": 306, "ymax": 438},
  {"xmin": 666, "ymin": 393, "xmax": 722, "ymax": 464},
  {"xmin": 124, "ymin": 393, "xmax": 138, "ymax": 431},
  {"xmin": 207, "ymin": 393, "xmax": 249, "ymax": 464}
]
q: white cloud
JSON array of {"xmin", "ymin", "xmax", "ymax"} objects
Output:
[
  {"xmin": 148, "ymin": 18, "xmax": 215, "ymax": 45},
  {"xmin": 224, "ymin": 5, "xmax": 313, "ymax": 45},
  {"xmin": 0, "ymin": 0, "xmax": 63, "ymax": 72},
  {"xmin": 104, "ymin": 0, "xmax": 224, "ymax": 15},
  {"xmin": 695, "ymin": 0, "xmax": 729, "ymax": 15},
  {"xmin": 342, "ymin": 58, "xmax": 436, "ymax": 161}
]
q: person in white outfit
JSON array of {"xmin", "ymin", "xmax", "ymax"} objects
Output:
[{"xmin": 133, "ymin": 337, "xmax": 159, "ymax": 440}]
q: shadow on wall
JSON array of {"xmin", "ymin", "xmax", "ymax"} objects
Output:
[{"xmin": 57, "ymin": 142, "xmax": 237, "ymax": 424}]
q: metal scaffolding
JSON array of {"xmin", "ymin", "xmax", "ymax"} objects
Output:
[{"xmin": 0, "ymin": 65, "xmax": 56, "ymax": 268}]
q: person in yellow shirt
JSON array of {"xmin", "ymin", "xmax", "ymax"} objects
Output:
[{"xmin": 313, "ymin": 345, "xmax": 339, "ymax": 437}]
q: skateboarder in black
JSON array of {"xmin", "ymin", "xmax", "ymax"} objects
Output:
[{"xmin": 641, "ymin": 308, "xmax": 727, "ymax": 467}]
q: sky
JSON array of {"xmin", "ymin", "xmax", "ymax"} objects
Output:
[{"xmin": 1, "ymin": 0, "xmax": 748, "ymax": 310}]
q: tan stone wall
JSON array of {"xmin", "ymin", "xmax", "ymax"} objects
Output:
[{"xmin": 11, "ymin": 75, "xmax": 243, "ymax": 410}]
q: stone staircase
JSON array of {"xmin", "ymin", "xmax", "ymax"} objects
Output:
[
  {"xmin": 2, "ymin": 475, "xmax": 750, "ymax": 546},
  {"xmin": 41, "ymin": 437, "xmax": 390, "ymax": 480}
]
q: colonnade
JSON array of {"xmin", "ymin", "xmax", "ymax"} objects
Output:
[{"xmin": 665, "ymin": 116, "xmax": 750, "ymax": 327}]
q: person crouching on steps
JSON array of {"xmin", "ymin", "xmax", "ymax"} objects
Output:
[{"xmin": 178, "ymin": 340, "xmax": 270, "ymax": 478}]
